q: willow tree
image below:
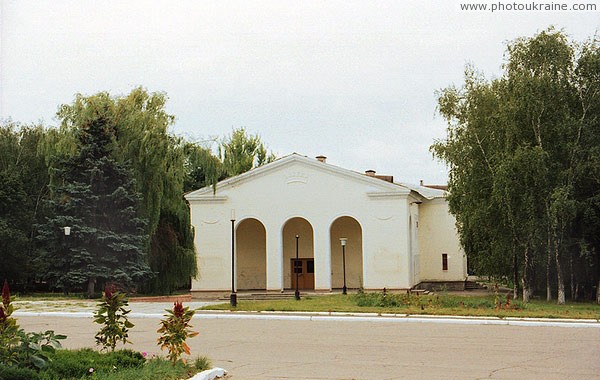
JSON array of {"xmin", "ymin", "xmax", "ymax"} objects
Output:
[
  {"xmin": 56, "ymin": 88, "xmax": 197, "ymax": 293},
  {"xmin": 433, "ymin": 28, "xmax": 600, "ymax": 303},
  {"xmin": 0, "ymin": 123, "xmax": 51, "ymax": 286}
]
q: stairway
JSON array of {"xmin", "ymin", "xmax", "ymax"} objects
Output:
[{"xmin": 464, "ymin": 281, "xmax": 487, "ymax": 290}]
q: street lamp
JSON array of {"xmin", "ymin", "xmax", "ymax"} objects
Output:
[
  {"xmin": 63, "ymin": 226, "xmax": 71, "ymax": 295},
  {"xmin": 230, "ymin": 210, "xmax": 237, "ymax": 307},
  {"xmin": 295, "ymin": 234, "xmax": 300, "ymax": 300},
  {"xmin": 340, "ymin": 238, "xmax": 348, "ymax": 295}
]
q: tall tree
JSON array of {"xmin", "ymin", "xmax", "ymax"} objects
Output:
[
  {"xmin": 0, "ymin": 123, "xmax": 51, "ymax": 286},
  {"xmin": 56, "ymin": 88, "xmax": 197, "ymax": 294},
  {"xmin": 433, "ymin": 28, "xmax": 600, "ymax": 303},
  {"xmin": 219, "ymin": 128, "xmax": 275, "ymax": 177},
  {"xmin": 38, "ymin": 115, "xmax": 152, "ymax": 296}
]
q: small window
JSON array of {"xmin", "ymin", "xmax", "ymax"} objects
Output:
[
  {"xmin": 306, "ymin": 260, "xmax": 314, "ymax": 273},
  {"xmin": 442, "ymin": 254, "xmax": 448, "ymax": 271}
]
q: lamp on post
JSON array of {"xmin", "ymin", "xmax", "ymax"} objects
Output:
[
  {"xmin": 295, "ymin": 234, "xmax": 300, "ymax": 300},
  {"xmin": 63, "ymin": 226, "xmax": 71, "ymax": 295},
  {"xmin": 340, "ymin": 238, "xmax": 348, "ymax": 295},
  {"xmin": 230, "ymin": 210, "xmax": 237, "ymax": 308}
]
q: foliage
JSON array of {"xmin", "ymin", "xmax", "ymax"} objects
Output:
[
  {"xmin": 12, "ymin": 330, "xmax": 66, "ymax": 370},
  {"xmin": 37, "ymin": 114, "xmax": 152, "ymax": 296},
  {"xmin": 431, "ymin": 28, "xmax": 600, "ymax": 303},
  {"xmin": 0, "ymin": 280, "xmax": 20, "ymax": 364},
  {"xmin": 0, "ymin": 123, "xmax": 51, "ymax": 285},
  {"xmin": 42, "ymin": 348, "xmax": 145, "ymax": 379},
  {"xmin": 0, "ymin": 281, "xmax": 66, "ymax": 371},
  {"xmin": 219, "ymin": 127, "xmax": 275, "ymax": 177},
  {"xmin": 0, "ymin": 364, "xmax": 41, "ymax": 380},
  {"xmin": 1, "ymin": 89, "xmax": 277, "ymax": 295},
  {"xmin": 203, "ymin": 293, "xmax": 600, "ymax": 319},
  {"xmin": 157, "ymin": 302, "xmax": 199, "ymax": 363},
  {"xmin": 55, "ymin": 88, "xmax": 197, "ymax": 294},
  {"xmin": 94, "ymin": 286, "xmax": 134, "ymax": 352}
]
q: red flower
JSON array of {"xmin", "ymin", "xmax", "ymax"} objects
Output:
[
  {"xmin": 173, "ymin": 302, "xmax": 184, "ymax": 317},
  {"xmin": 2, "ymin": 280, "xmax": 10, "ymax": 308},
  {"xmin": 104, "ymin": 285, "xmax": 114, "ymax": 300}
]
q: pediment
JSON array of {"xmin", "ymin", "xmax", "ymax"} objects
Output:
[{"xmin": 185, "ymin": 153, "xmax": 409, "ymax": 201}]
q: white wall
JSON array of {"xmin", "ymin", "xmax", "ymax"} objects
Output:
[{"xmin": 417, "ymin": 199, "xmax": 467, "ymax": 282}]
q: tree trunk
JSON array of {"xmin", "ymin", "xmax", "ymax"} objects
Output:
[
  {"xmin": 87, "ymin": 277, "xmax": 96, "ymax": 298},
  {"xmin": 546, "ymin": 239, "xmax": 552, "ymax": 302},
  {"xmin": 522, "ymin": 246, "xmax": 531, "ymax": 303},
  {"xmin": 513, "ymin": 249, "xmax": 518, "ymax": 300},
  {"xmin": 569, "ymin": 250, "xmax": 574, "ymax": 301},
  {"xmin": 555, "ymin": 241, "xmax": 565, "ymax": 305}
]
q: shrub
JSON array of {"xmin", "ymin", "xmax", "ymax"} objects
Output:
[
  {"xmin": 193, "ymin": 355, "xmax": 211, "ymax": 371},
  {"xmin": 94, "ymin": 285, "xmax": 134, "ymax": 351},
  {"xmin": 157, "ymin": 302, "xmax": 199, "ymax": 364},
  {"xmin": 43, "ymin": 348, "xmax": 146, "ymax": 379},
  {"xmin": 0, "ymin": 281, "xmax": 66, "ymax": 370},
  {"xmin": 0, "ymin": 364, "xmax": 41, "ymax": 380}
]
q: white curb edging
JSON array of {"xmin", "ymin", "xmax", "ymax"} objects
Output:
[
  {"xmin": 14, "ymin": 310, "xmax": 600, "ymax": 328},
  {"xmin": 188, "ymin": 367, "xmax": 227, "ymax": 380}
]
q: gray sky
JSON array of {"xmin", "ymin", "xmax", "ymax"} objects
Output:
[{"xmin": 1, "ymin": 1, "xmax": 598, "ymax": 184}]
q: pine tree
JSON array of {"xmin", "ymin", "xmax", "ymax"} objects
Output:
[{"xmin": 38, "ymin": 115, "xmax": 152, "ymax": 296}]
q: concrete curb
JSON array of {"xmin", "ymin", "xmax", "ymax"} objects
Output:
[
  {"xmin": 188, "ymin": 367, "xmax": 227, "ymax": 380},
  {"xmin": 14, "ymin": 310, "xmax": 600, "ymax": 328}
]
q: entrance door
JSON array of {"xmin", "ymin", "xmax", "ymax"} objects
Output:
[{"xmin": 291, "ymin": 259, "xmax": 315, "ymax": 290}]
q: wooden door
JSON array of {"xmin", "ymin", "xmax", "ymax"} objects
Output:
[{"xmin": 291, "ymin": 259, "xmax": 315, "ymax": 290}]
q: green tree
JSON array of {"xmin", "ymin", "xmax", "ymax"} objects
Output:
[
  {"xmin": 56, "ymin": 88, "xmax": 197, "ymax": 294},
  {"xmin": 37, "ymin": 115, "xmax": 152, "ymax": 296},
  {"xmin": 433, "ymin": 28, "xmax": 600, "ymax": 303},
  {"xmin": 0, "ymin": 123, "xmax": 51, "ymax": 286},
  {"xmin": 219, "ymin": 128, "xmax": 275, "ymax": 177}
]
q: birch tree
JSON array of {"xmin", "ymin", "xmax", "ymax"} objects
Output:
[{"xmin": 433, "ymin": 28, "xmax": 600, "ymax": 303}]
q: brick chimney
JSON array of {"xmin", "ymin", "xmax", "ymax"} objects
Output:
[
  {"xmin": 365, "ymin": 169, "xmax": 376, "ymax": 176},
  {"xmin": 316, "ymin": 155, "xmax": 327, "ymax": 163}
]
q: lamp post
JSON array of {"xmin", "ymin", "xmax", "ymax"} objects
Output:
[
  {"xmin": 230, "ymin": 210, "xmax": 237, "ymax": 307},
  {"xmin": 295, "ymin": 234, "xmax": 300, "ymax": 300},
  {"xmin": 340, "ymin": 238, "xmax": 348, "ymax": 295},
  {"xmin": 63, "ymin": 226, "xmax": 71, "ymax": 295}
]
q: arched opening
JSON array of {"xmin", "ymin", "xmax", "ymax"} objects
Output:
[
  {"xmin": 236, "ymin": 218, "xmax": 266, "ymax": 290},
  {"xmin": 330, "ymin": 216, "xmax": 363, "ymax": 290},
  {"xmin": 282, "ymin": 217, "xmax": 314, "ymax": 290}
]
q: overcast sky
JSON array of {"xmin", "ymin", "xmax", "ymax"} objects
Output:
[{"xmin": 1, "ymin": 1, "xmax": 598, "ymax": 184}]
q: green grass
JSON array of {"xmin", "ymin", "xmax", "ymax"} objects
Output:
[
  {"xmin": 200, "ymin": 292, "xmax": 600, "ymax": 320},
  {"xmin": 0, "ymin": 348, "xmax": 211, "ymax": 380}
]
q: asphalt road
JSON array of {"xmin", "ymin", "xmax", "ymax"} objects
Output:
[{"xmin": 18, "ymin": 314, "xmax": 600, "ymax": 380}]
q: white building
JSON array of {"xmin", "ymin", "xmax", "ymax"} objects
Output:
[{"xmin": 185, "ymin": 153, "xmax": 466, "ymax": 294}]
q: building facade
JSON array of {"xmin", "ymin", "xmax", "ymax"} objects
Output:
[{"xmin": 185, "ymin": 153, "xmax": 466, "ymax": 293}]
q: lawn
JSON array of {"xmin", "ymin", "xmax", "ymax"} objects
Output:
[
  {"xmin": 200, "ymin": 292, "xmax": 600, "ymax": 320},
  {"xmin": 0, "ymin": 348, "xmax": 210, "ymax": 380}
]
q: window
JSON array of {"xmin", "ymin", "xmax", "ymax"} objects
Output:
[
  {"xmin": 442, "ymin": 253, "xmax": 448, "ymax": 271},
  {"xmin": 293, "ymin": 260, "xmax": 302, "ymax": 274}
]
